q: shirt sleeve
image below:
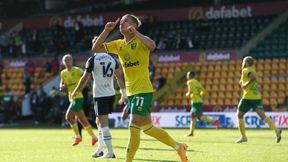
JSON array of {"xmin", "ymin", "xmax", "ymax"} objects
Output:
[
  {"xmin": 104, "ymin": 39, "xmax": 121, "ymax": 55},
  {"xmin": 85, "ymin": 56, "xmax": 95, "ymax": 73}
]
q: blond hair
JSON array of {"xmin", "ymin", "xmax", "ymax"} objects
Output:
[
  {"xmin": 243, "ymin": 56, "xmax": 254, "ymax": 66},
  {"xmin": 123, "ymin": 14, "xmax": 142, "ymax": 28}
]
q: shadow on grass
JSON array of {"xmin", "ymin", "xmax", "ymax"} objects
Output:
[
  {"xmin": 116, "ymin": 157, "xmax": 179, "ymax": 162},
  {"xmin": 114, "ymin": 145, "xmax": 195, "ymax": 153}
]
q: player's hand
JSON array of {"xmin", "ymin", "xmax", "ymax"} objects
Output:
[
  {"xmin": 127, "ymin": 26, "xmax": 137, "ymax": 35},
  {"xmin": 185, "ymin": 92, "xmax": 190, "ymax": 97},
  {"xmin": 104, "ymin": 18, "xmax": 120, "ymax": 32},
  {"xmin": 118, "ymin": 89, "xmax": 127, "ymax": 105}
]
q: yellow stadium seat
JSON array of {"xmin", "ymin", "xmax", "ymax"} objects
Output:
[
  {"xmin": 212, "ymin": 85, "xmax": 219, "ymax": 91},
  {"xmin": 212, "ymin": 78, "xmax": 220, "ymax": 85},
  {"xmin": 278, "ymin": 91, "xmax": 285, "ymax": 98},
  {"xmin": 263, "ymin": 77, "xmax": 270, "ymax": 84},
  {"xmin": 270, "ymin": 91, "xmax": 278, "ymax": 99},
  {"xmin": 208, "ymin": 64, "xmax": 214, "ymax": 72},
  {"xmin": 277, "ymin": 98, "xmax": 285, "ymax": 105},
  {"xmin": 256, "ymin": 64, "xmax": 264, "ymax": 71},
  {"xmin": 227, "ymin": 78, "xmax": 234, "ymax": 85},
  {"xmin": 211, "ymin": 92, "xmax": 218, "ymax": 99},
  {"xmin": 219, "ymin": 85, "xmax": 226, "ymax": 92},
  {"xmin": 214, "ymin": 71, "xmax": 221, "ymax": 78},
  {"xmin": 270, "ymin": 83, "xmax": 277, "ymax": 91},
  {"xmin": 206, "ymin": 79, "xmax": 213, "ymax": 85},
  {"xmin": 219, "ymin": 78, "xmax": 226, "ymax": 84},
  {"xmin": 232, "ymin": 98, "xmax": 239, "ymax": 105},
  {"xmin": 203, "ymin": 98, "xmax": 210, "ymax": 105},
  {"xmin": 210, "ymin": 99, "xmax": 217, "ymax": 105},
  {"xmin": 215, "ymin": 64, "xmax": 221, "ymax": 72},
  {"xmin": 233, "ymin": 84, "xmax": 241, "ymax": 92},
  {"xmin": 262, "ymin": 91, "xmax": 269, "ymax": 99},
  {"xmin": 278, "ymin": 83, "xmax": 286, "ymax": 91},
  {"xmin": 225, "ymin": 92, "xmax": 233, "ymax": 99},
  {"xmin": 218, "ymin": 92, "xmax": 225, "ymax": 99},
  {"xmin": 270, "ymin": 98, "xmax": 277, "ymax": 107},
  {"xmin": 205, "ymin": 85, "xmax": 212, "ymax": 92},
  {"xmin": 224, "ymin": 99, "xmax": 232, "ymax": 105},
  {"xmin": 279, "ymin": 62, "xmax": 286, "ymax": 70},
  {"xmin": 221, "ymin": 63, "xmax": 229, "ymax": 72},
  {"xmin": 207, "ymin": 72, "xmax": 214, "ymax": 79},
  {"xmin": 232, "ymin": 91, "xmax": 241, "ymax": 100},
  {"xmin": 220, "ymin": 71, "xmax": 228, "ymax": 78},
  {"xmin": 227, "ymin": 71, "xmax": 235, "ymax": 78},
  {"xmin": 262, "ymin": 84, "xmax": 270, "ymax": 91},
  {"xmin": 181, "ymin": 99, "xmax": 189, "ymax": 106},
  {"xmin": 262, "ymin": 98, "xmax": 269, "ymax": 106},
  {"xmin": 217, "ymin": 99, "xmax": 224, "ymax": 106}
]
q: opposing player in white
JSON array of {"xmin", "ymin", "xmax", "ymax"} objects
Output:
[{"xmin": 72, "ymin": 52, "xmax": 126, "ymax": 158}]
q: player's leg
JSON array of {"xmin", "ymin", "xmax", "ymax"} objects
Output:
[
  {"xmin": 186, "ymin": 112, "xmax": 196, "ymax": 137},
  {"xmin": 125, "ymin": 93, "xmax": 188, "ymax": 162},
  {"xmin": 235, "ymin": 99, "xmax": 248, "ymax": 143},
  {"xmin": 92, "ymin": 118, "xmax": 104, "ymax": 157},
  {"xmin": 196, "ymin": 103, "xmax": 219, "ymax": 128},
  {"xmin": 65, "ymin": 102, "xmax": 81, "ymax": 145},
  {"xmin": 97, "ymin": 115, "xmax": 115, "ymax": 158},
  {"xmin": 255, "ymin": 106, "xmax": 281, "ymax": 143},
  {"xmin": 92, "ymin": 96, "xmax": 115, "ymax": 158},
  {"xmin": 77, "ymin": 110, "xmax": 97, "ymax": 145}
]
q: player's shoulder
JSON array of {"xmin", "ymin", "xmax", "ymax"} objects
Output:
[
  {"xmin": 242, "ymin": 67, "xmax": 255, "ymax": 73},
  {"xmin": 60, "ymin": 69, "xmax": 67, "ymax": 75},
  {"xmin": 73, "ymin": 66, "xmax": 82, "ymax": 70},
  {"xmin": 73, "ymin": 66, "xmax": 83, "ymax": 72}
]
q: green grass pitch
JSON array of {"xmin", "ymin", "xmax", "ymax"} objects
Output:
[{"xmin": 0, "ymin": 128, "xmax": 287, "ymax": 162}]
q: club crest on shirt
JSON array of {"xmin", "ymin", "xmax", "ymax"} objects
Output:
[
  {"xmin": 131, "ymin": 42, "xmax": 137, "ymax": 50},
  {"xmin": 124, "ymin": 53, "xmax": 130, "ymax": 61}
]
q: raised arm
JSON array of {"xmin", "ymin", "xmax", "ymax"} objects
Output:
[
  {"xmin": 92, "ymin": 18, "xmax": 120, "ymax": 52},
  {"xmin": 128, "ymin": 26, "xmax": 156, "ymax": 51}
]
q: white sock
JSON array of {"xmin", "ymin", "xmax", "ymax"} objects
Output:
[
  {"xmin": 96, "ymin": 128, "xmax": 104, "ymax": 153},
  {"xmin": 101, "ymin": 126, "xmax": 113, "ymax": 154}
]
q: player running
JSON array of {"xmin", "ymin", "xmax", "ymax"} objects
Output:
[{"xmin": 60, "ymin": 54, "xmax": 97, "ymax": 146}]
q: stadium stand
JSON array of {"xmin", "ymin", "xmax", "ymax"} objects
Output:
[
  {"xmin": 156, "ymin": 58, "xmax": 288, "ymax": 111},
  {"xmin": 250, "ymin": 19, "xmax": 288, "ymax": 58}
]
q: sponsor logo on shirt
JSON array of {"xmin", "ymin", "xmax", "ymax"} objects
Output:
[{"xmin": 123, "ymin": 61, "xmax": 140, "ymax": 68}]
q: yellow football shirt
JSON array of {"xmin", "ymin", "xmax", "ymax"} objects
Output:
[
  {"xmin": 241, "ymin": 67, "xmax": 261, "ymax": 99},
  {"xmin": 187, "ymin": 79, "xmax": 203, "ymax": 103},
  {"xmin": 104, "ymin": 37, "xmax": 154, "ymax": 96},
  {"xmin": 60, "ymin": 66, "xmax": 83, "ymax": 100}
]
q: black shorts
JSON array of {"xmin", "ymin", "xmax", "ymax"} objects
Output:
[{"xmin": 93, "ymin": 95, "xmax": 115, "ymax": 116}]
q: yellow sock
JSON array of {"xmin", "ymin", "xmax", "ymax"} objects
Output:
[
  {"xmin": 200, "ymin": 116, "xmax": 215, "ymax": 123},
  {"xmin": 126, "ymin": 123, "xmax": 141, "ymax": 162},
  {"xmin": 70, "ymin": 123, "xmax": 80, "ymax": 136},
  {"xmin": 84, "ymin": 125, "xmax": 95, "ymax": 137},
  {"xmin": 238, "ymin": 119, "xmax": 246, "ymax": 138},
  {"xmin": 142, "ymin": 123, "xmax": 177, "ymax": 149},
  {"xmin": 264, "ymin": 117, "xmax": 276, "ymax": 132},
  {"xmin": 189, "ymin": 118, "xmax": 196, "ymax": 135}
]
